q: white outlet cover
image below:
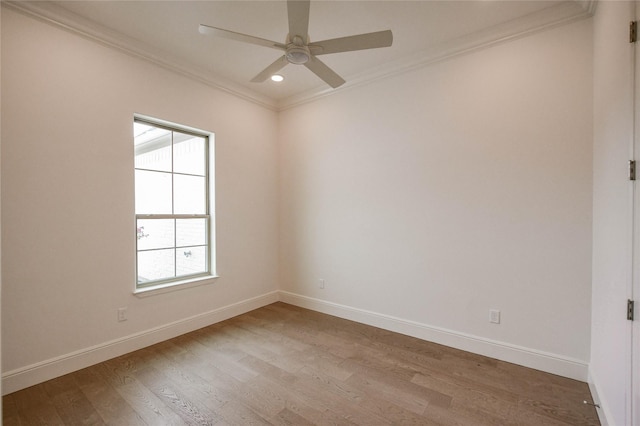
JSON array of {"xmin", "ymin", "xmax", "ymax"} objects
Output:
[{"xmin": 118, "ymin": 307, "xmax": 128, "ymax": 322}]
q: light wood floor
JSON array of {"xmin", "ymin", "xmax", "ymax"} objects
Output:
[{"xmin": 3, "ymin": 302, "xmax": 599, "ymax": 425}]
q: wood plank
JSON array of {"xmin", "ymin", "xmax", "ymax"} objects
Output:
[
  {"xmin": 76, "ymin": 366, "xmax": 147, "ymax": 425},
  {"xmin": 2, "ymin": 302, "xmax": 600, "ymax": 425},
  {"xmin": 92, "ymin": 356, "xmax": 187, "ymax": 425},
  {"xmin": 8, "ymin": 384, "xmax": 66, "ymax": 425}
]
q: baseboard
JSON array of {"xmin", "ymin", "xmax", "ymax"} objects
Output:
[
  {"xmin": 2, "ymin": 291, "xmax": 279, "ymax": 395},
  {"xmin": 2, "ymin": 289, "xmax": 589, "ymax": 395},
  {"xmin": 587, "ymin": 368, "xmax": 613, "ymax": 426},
  {"xmin": 279, "ymin": 291, "xmax": 589, "ymax": 381}
]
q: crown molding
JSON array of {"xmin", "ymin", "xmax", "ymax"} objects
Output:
[
  {"xmin": 278, "ymin": 0, "xmax": 596, "ymax": 110},
  {"xmin": 3, "ymin": 1, "xmax": 279, "ymax": 111},
  {"xmin": 577, "ymin": 0, "xmax": 598, "ymax": 15},
  {"xmin": 4, "ymin": 0, "xmax": 595, "ymax": 112}
]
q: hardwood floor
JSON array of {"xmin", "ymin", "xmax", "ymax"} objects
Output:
[{"xmin": 3, "ymin": 302, "xmax": 600, "ymax": 425}]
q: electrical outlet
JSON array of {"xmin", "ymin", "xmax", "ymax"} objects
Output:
[
  {"xmin": 489, "ymin": 309, "xmax": 500, "ymax": 324},
  {"xmin": 117, "ymin": 307, "xmax": 128, "ymax": 322},
  {"xmin": 319, "ymin": 279, "xmax": 325, "ymax": 289}
]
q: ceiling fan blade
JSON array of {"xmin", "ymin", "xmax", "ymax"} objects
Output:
[
  {"xmin": 309, "ymin": 30, "xmax": 393, "ymax": 55},
  {"xmin": 251, "ymin": 56, "xmax": 289, "ymax": 82},
  {"xmin": 199, "ymin": 24, "xmax": 285, "ymax": 51},
  {"xmin": 287, "ymin": 0, "xmax": 310, "ymax": 42},
  {"xmin": 304, "ymin": 56, "xmax": 346, "ymax": 88}
]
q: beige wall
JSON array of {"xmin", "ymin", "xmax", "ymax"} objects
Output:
[
  {"xmin": 0, "ymin": 0, "xmax": 3, "ymax": 412},
  {"xmin": 1, "ymin": 7, "xmax": 279, "ymax": 386},
  {"xmin": 1, "ymin": 1, "xmax": 597, "ymax": 400},
  {"xmin": 279, "ymin": 18, "xmax": 593, "ymax": 371}
]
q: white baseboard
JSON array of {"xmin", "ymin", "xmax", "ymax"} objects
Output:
[
  {"xmin": 279, "ymin": 291, "xmax": 589, "ymax": 381},
  {"xmin": 2, "ymin": 291, "xmax": 279, "ymax": 395},
  {"xmin": 587, "ymin": 368, "xmax": 613, "ymax": 426},
  {"xmin": 2, "ymin": 289, "xmax": 589, "ymax": 395}
]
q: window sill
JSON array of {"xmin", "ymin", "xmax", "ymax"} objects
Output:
[{"xmin": 134, "ymin": 275, "xmax": 219, "ymax": 298}]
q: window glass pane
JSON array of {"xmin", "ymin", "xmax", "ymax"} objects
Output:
[
  {"xmin": 176, "ymin": 246, "xmax": 207, "ymax": 277},
  {"xmin": 134, "ymin": 117, "xmax": 213, "ymax": 288},
  {"xmin": 137, "ymin": 219, "xmax": 175, "ymax": 250},
  {"xmin": 174, "ymin": 174, "xmax": 206, "ymax": 214},
  {"xmin": 174, "ymin": 133, "xmax": 206, "ymax": 176},
  {"xmin": 135, "ymin": 170, "xmax": 172, "ymax": 214},
  {"xmin": 176, "ymin": 218, "xmax": 207, "ymax": 247},
  {"xmin": 134, "ymin": 124, "xmax": 172, "ymax": 172},
  {"xmin": 137, "ymin": 248, "xmax": 175, "ymax": 283}
]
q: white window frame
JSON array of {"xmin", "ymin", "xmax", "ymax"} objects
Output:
[{"xmin": 133, "ymin": 115, "xmax": 216, "ymax": 295}]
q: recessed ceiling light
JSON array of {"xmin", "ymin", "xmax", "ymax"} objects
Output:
[{"xmin": 271, "ymin": 74, "xmax": 284, "ymax": 82}]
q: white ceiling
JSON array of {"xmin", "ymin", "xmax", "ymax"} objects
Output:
[{"xmin": 8, "ymin": 1, "xmax": 594, "ymax": 109}]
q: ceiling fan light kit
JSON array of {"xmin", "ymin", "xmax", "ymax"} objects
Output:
[
  {"xmin": 199, "ymin": 0, "xmax": 393, "ymax": 89},
  {"xmin": 286, "ymin": 45, "xmax": 311, "ymax": 65}
]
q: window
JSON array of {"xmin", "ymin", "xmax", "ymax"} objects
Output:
[{"xmin": 134, "ymin": 117, "xmax": 214, "ymax": 290}]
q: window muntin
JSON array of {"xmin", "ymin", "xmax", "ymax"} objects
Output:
[{"xmin": 134, "ymin": 118, "xmax": 212, "ymax": 288}]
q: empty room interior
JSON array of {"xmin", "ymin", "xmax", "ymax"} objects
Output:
[{"xmin": 1, "ymin": 0, "xmax": 639, "ymax": 424}]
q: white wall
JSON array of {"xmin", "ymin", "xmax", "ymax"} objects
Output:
[
  {"xmin": 279, "ymin": 18, "xmax": 593, "ymax": 376},
  {"xmin": 0, "ymin": 1, "xmax": 598, "ymax": 397},
  {"xmin": 1, "ymin": 7, "xmax": 279, "ymax": 391},
  {"xmin": 591, "ymin": 2, "xmax": 635, "ymax": 425},
  {"xmin": 0, "ymin": 1, "xmax": 4, "ymax": 413}
]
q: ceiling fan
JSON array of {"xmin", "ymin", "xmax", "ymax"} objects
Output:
[{"xmin": 199, "ymin": 0, "xmax": 393, "ymax": 89}]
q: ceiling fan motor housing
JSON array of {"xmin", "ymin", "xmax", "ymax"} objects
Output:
[{"xmin": 286, "ymin": 45, "xmax": 311, "ymax": 64}]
